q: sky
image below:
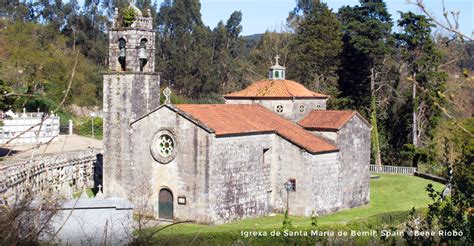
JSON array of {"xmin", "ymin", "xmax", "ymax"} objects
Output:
[{"xmin": 192, "ymin": 0, "xmax": 473, "ymax": 36}]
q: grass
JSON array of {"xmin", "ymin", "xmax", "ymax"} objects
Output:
[
  {"xmin": 155, "ymin": 173, "xmax": 443, "ymax": 235},
  {"xmin": 72, "ymin": 188, "xmax": 95, "ymax": 198}
]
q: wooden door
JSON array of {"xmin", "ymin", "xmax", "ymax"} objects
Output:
[{"xmin": 159, "ymin": 189, "xmax": 173, "ymax": 219}]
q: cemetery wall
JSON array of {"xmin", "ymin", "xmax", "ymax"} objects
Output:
[{"xmin": 0, "ymin": 149, "xmax": 102, "ymax": 203}]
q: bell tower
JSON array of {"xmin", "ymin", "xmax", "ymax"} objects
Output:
[{"xmin": 103, "ymin": 3, "xmax": 160, "ymax": 197}]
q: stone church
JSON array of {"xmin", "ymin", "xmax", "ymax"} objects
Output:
[{"xmin": 103, "ymin": 6, "xmax": 371, "ymax": 225}]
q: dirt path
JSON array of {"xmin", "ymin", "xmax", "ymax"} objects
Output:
[{"xmin": 0, "ymin": 134, "xmax": 103, "ymax": 161}]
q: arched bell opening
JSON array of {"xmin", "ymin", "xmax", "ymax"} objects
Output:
[
  {"xmin": 139, "ymin": 38, "xmax": 148, "ymax": 72},
  {"xmin": 118, "ymin": 38, "xmax": 127, "ymax": 71}
]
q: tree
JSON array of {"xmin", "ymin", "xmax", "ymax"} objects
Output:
[
  {"xmin": 404, "ymin": 142, "xmax": 473, "ymax": 244},
  {"xmin": 211, "ymin": 11, "xmax": 247, "ymax": 94},
  {"xmin": 396, "ymin": 12, "xmax": 447, "ymax": 148},
  {"xmin": 156, "ymin": 0, "xmax": 210, "ymax": 98},
  {"xmin": 156, "ymin": 0, "xmax": 248, "ymax": 102},
  {"xmin": 0, "ymin": 22, "xmax": 100, "ymax": 108},
  {"xmin": 338, "ymin": 0, "xmax": 393, "ymax": 165},
  {"xmin": 0, "ymin": 0, "xmax": 33, "ymax": 22},
  {"xmin": 287, "ymin": 0, "xmax": 343, "ymax": 97},
  {"xmin": 250, "ymin": 31, "xmax": 292, "ymax": 80}
]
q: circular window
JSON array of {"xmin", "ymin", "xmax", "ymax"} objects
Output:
[
  {"xmin": 275, "ymin": 104, "xmax": 284, "ymax": 114},
  {"xmin": 299, "ymin": 104, "xmax": 305, "ymax": 113},
  {"xmin": 151, "ymin": 129, "xmax": 178, "ymax": 164}
]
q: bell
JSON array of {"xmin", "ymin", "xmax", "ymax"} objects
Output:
[
  {"xmin": 119, "ymin": 48, "xmax": 126, "ymax": 58},
  {"xmin": 138, "ymin": 47, "xmax": 147, "ymax": 60}
]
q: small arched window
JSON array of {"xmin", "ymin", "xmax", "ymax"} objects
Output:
[{"xmin": 274, "ymin": 70, "xmax": 280, "ymax": 79}]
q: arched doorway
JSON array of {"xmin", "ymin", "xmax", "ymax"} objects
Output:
[{"xmin": 159, "ymin": 188, "xmax": 173, "ymax": 219}]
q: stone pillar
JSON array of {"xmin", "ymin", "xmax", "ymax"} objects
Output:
[{"xmin": 68, "ymin": 119, "xmax": 73, "ymax": 135}]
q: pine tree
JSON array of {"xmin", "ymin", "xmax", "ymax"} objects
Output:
[
  {"xmin": 396, "ymin": 12, "xmax": 447, "ymax": 147},
  {"xmin": 338, "ymin": 0, "xmax": 394, "ymax": 165},
  {"xmin": 287, "ymin": 0, "xmax": 343, "ymax": 96}
]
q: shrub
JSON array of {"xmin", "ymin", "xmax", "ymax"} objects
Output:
[
  {"xmin": 122, "ymin": 7, "xmax": 137, "ymax": 27},
  {"xmin": 75, "ymin": 117, "xmax": 103, "ymax": 138},
  {"xmin": 282, "ymin": 209, "xmax": 292, "ymax": 230}
]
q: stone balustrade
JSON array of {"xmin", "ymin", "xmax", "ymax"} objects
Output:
[{"xmin": 369, "ymin": 164, "xmax": 417, "ymax": 175}]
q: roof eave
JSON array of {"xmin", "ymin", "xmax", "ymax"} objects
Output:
[
  {"xmin": 275, "ymin": 132, "xmax": 338, "ymax": 154},
  {"xmin": 223, "ymin": 96, "xmax": 329, "ymax": 100},
  {"xmin": 300, "ymin": 126, "xmax": 340, "ymax": 132},
  {"xmin": 215, "ymin": 130, "xmax": 276, "ymax": 138}
]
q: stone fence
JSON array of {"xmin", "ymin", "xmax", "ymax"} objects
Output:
[
  {"xmin": 370, "ymin": 164, "xmax": 417, "ymax": 175},
  {"xmin": 0, "ymin": 148, "xmax": 103, "ymax": 203}
]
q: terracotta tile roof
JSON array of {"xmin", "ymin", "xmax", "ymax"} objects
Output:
[
  {"xmin": 299, "ymin": 110, "xmax": 370, "ymax": 131},
  {"xmin": 224, "ymin": 80, "xmax": 329, "ymax": 99},
  {"xmin": 175, "ymin": 104, "xmax": 338, "ymax": 154}
]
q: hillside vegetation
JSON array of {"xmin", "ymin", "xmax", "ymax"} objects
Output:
[{"xmin": 0, "ymin": 0, "xmax": 471, "ymax": 170}]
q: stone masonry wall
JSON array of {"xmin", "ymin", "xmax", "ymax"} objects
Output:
[
  {"xmin": 130, "ymin": 107, "xmax": 212, "ymax": 223},
  {"xmin": 225, "ymin": 98, "xmax": 327, "ymax": 122},
  {"xmin": 103, "ymin": 73, "xmax": 160, "ymax": 198},
  {"xmin": 336, "ymin": 116, "xmax": 371, "ymax": 209},
  {"xmin": 0, "ymin": 149, "xmax": 102, "ymax": 203},
  {"xmin": 108, "ymin": 28, "xmax": 156, "ymax": 73},
  {"xmin": 272, "ymin": 135, "xmax": 341, "ymax": 216},
  {"xmin": 208, "ymin": 134, "xmax": 273, "ymax": 225}
]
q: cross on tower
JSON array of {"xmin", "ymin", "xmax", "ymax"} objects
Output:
[
  {"xmin": 163, "ymin": 87, "xmax": 172, "ymax": 104},
  {"xmin": 275, "ymin": 55, "xmax": 280, "ymax": 65}
]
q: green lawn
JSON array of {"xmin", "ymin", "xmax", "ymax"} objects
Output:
[{"xmin": 156, "ymin": 173, "xmax": 443, "ymax": 235}]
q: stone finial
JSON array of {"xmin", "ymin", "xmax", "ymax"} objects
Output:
[
  {"xmin": 274, "ymin": 55, "xmax": 281, "ymax": 66},
  {"xmin": 163, "ymin": 87, "xmax": 172, "ymax": 104},
  {"xmin": 113, "ymin": 8, "xmax": 119, "ymax": 27}
]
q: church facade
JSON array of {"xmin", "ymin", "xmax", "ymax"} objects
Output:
[{"xmin": 103, "ymin": 7, "xmax": 371, "ymax": 225}]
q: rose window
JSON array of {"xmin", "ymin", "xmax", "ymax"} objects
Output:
[
  {"xmin": 151, "ymin": 129, "xmax": 178, "ymax": 164},
  {"xmin": 158, "ymin": 135, "xmax": 174, "ymax": 158}
]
